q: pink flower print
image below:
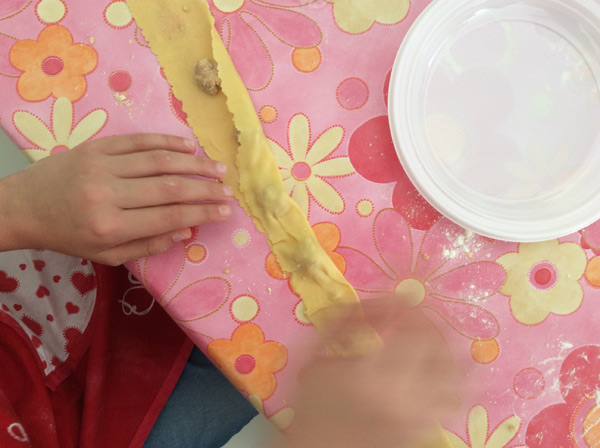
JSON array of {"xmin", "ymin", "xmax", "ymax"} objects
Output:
[
  {"xmin": 127, "ymin": 232, "xmax": 229, "ymax": 331},
  {"xmin": 164, "ymin": 277, "xmax": 231, "ymax": 327},
  {"xmin": 526, "ymin": 345, "xmax": 600, "ymax": 448},
  {"xmin": 348, "ymin": 116, "xmax": 442, "ymax": 230},
  {"xmin": 0, "ymin": 32, "xmax": 21, "ymax": 78},
  {"xmin": 211, "ymin": 0, "xmax": 322, "ymax": 90},
  {"xmin": 338, "ymin": 208, "xmax": 506, "ymax": 360},
  {"xmin": 0, "ymin": 0, "xmax": 30, "ymax": 20}
]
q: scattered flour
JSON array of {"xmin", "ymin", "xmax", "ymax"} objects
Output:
[{"xmin": 442, "ymin": 228, "xmax": 482, "ymax": 260}]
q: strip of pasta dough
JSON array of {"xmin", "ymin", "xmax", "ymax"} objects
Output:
[
  {"xmin": 126, "ymin": 2, "xmax": 455, "ymax": 447},
  {"xmin": 126, "ymin": 0, "xmax": 380, "ymax": 356},
  {"xmin": 125, "ymin": 0, "xmax": 248, "ymax": 214}
]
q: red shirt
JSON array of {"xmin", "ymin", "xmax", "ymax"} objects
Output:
[{"xmin": 0, "ymin": 253, "xmax": 191, "ymax": 448}]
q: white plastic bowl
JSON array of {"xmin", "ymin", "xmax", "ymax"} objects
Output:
[{"xmin": 388, "ymin": 0, "xmax": 600, "ymax": 242}]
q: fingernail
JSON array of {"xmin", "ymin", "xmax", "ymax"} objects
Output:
[
  {"xmin": 219, "ymin": 205, "xmax": 231, "ymax": 217},
  {"xmin": 216, "ymin": 162, "xmax": 227, "ymax": 174},
  {"xmin": 173, "ymin": 228, "xmax": 192, "ymax": 242},
  {"xmin": 184, "ymin": 138, "xmax": 196, "ymax": 150},
  {"xmin": 222, "ymin": 185, "xmax": 233, "ymax": 197}
]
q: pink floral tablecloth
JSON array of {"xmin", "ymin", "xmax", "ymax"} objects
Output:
[{"xmin": 2, "ymin": 1, "xmax": 600, "ymax": 446}]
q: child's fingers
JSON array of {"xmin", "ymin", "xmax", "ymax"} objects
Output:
[
  {"xmin": 91, "ymin": 133, "xmax": 196, "ymax": 155},
  {"xmin": 97, "ymin": 228, "xmax": 192, "ymax": 266},
  {"xmin": 118, "ymin": 202, "xmax": 231, "ymax": 242},
  {"xmin": 109, "ymin": 150, "xmax": 226, "ymax": 179},
  {"xmin": 113, "ymin": 176, "xmax": 233, "ymax": 209}
]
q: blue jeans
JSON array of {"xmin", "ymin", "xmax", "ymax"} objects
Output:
[{"xmin": 143, "ymin": 346, "xmax": 258, "ymax": 448}]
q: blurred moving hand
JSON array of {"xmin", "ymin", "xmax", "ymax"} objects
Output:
[{"xmin": 283, "ymin": 298, "xmax": 460, "ymax": 448}]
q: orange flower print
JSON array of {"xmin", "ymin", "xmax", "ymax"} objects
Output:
[
  {"xmin": 207, "ymin": 323, "xmax": 287, "ymax": 400},
  {"xmin": 266, "ymin": 222, "xmax": 346, "ymax": 280},
  {"xmin": 9, "ymin": 25, "xmax": 98, "ymax": 102}
]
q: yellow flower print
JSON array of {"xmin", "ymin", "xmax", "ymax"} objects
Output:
[
  {"xmin": 36, "ymin": 0, "xmax": 67, "ymax": 24},
  {"xmin": 248, "ymin": 394, "xmax": 295, "ymax": 431},
  {"xmin": 446, "ymin": 405, "xmax": 526, "ymax": 448},
  {"xmin": 497, "ymin": 239, "xmax": 586, "ymax": 325},
  {"xmin": 327, "ymin": 0, "xmax": 410, "ymax": 34},
  {"xmin": 13, "ymin": 96, "xmax": 107, "ymax": 162},
  {"xmin": 269, "ymin": 113, "xmax": 354, "ymax": 217}
]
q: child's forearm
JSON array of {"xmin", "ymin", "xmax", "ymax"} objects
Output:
[{"xmin": 0, "ymin": 172, "xmax": 30, "ymax": 252}]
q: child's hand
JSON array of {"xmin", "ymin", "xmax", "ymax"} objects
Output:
[
  {"xmin": 283, "ymin": 299, "xmax": 460, "ymax": 448},
  {"xmin": 1, "ymin": 134, "xmax": 233, "ymax": 265}
]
